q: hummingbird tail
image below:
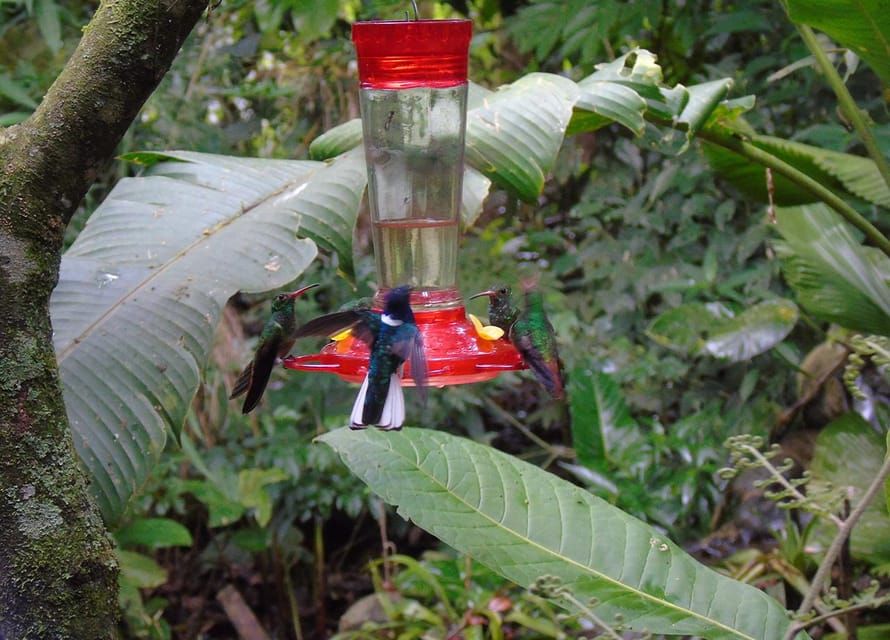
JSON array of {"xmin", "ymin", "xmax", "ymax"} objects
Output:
[{"xmin": 350, "ymin": 373, "xmax": 405, "ymax": 430}]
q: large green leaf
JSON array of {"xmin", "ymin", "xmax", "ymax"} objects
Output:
[
  {"xmin": 774, "ymin": 204, "xmax": 890, "ymax": 335},
  {"xmin": 51, "ymin": 150, "xmax": 365, "ymax": 524},
  {"xmin": 786, "ymin": 0, "xmax": 890, "ymax": 86},
  {"xmin": 465, "ymin": 72, "xmax": 579, "ymax": 201},
  {"xmin": 646, "ymin": 299, "xmax": 798, "ymax": 361},
  {"xmin": 318, "ymin": 428, "xmax": 806, "ymax": 640},
  {"xmin": 702, "ymin": 299, "xmax": 800, "ymax": 361}
]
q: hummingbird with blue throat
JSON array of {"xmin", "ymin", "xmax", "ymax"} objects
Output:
[
  {"xmin": 294, "ymin": 285, "xmax": 427, "ymax": 430},
  {"xmin": 471, "ymin": 282, "xmax": 565, "ymax": 399},
  {"xmin": 230, "ymin": 283, "xmax": 319, "ymax": 414}
]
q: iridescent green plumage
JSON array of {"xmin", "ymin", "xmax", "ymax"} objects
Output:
[
  {"xmin": 510, "ymin": 287, "xmax": 564, "ymax": 399},
  {"xmin": 472, "ymin": 284, "xmax": 564, "ymax": 399},
  {"xmin": 230, "ymin": 283, "xmax": 319, "ymax": 413},
  {"xmin": 293, "ymin": 285, "xmax": 427, "ymax": 430}
]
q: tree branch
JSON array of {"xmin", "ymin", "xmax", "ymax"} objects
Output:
[{"xmin": 0, "ymin": 1, "xmax": 208, "ymax": 636}]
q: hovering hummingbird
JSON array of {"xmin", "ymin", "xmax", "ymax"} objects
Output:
[
  {"xmin": 295, "ymin": 285, "xmax": 427, "ymax": 430},
  {"xmin": 230, "ymin": 283, "xmax": 319, "ymax": 414},
  {"xmin": 471, "ymin": 283, "xmax": 565, "ymax": 399}
]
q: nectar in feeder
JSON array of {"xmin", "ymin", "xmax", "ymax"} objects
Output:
[{"xmin": 285, "ymin": 18, "xmax": 526, "ymax": 387}]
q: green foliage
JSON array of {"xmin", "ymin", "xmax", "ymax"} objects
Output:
[
  {"xmin": 647, "ymin": 299, "xmax": 799, "ymax": 361},
  {"xmin": 785, "ymin": 0, "xmax": 890, "ymax": 86},
  {"xmin": 114, "ymin": 517, "xmax": 192, "ymax": 640},
  {"xmin": 773, "ymin": 205, "xmax": 890, "ymax": 336},
  {"xmin": 335, "ymin": 552, "xmax": 584, "ymax": 639},
  {"xmin": 319, "ymin": 427, "xmax": 807, "ymax": 640},
  {"xmin": 9, "ymin": 0, "xmax": 890, "ymax": 635},
  {"xmin": 50, "ymin": 150, "xmax": 371, "ymax": 524},
  {"xmin": 809, "ymin": 413, "xmax": 890, "ymax": 567}
]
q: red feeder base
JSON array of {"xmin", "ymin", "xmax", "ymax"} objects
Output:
[{"xmin": 283, "ymin": 305, "xmax": 526, "ymax": 387}]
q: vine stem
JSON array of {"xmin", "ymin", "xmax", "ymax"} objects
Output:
[
  {"xmin": 784, "ymin": 447, "xmax": 890, "ymax": 639},
  {"xmin": 695, "ymin": 127, "xmax": 890, "ymax": 259},
  {"xmin": 742, "ymin": 444, "xmax": 843, "ymax": 527},
  {"xmin": 793, "ymin": 22, "xmax": 890, "ymax": 191}
]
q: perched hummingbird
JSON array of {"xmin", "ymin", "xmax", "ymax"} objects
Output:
[
  {"xmin": 295, "ymin": 285, "xmax": 427, "ymax": 430},
  {"xmin": 469, "ymin": 284, "xmax": 519, "ymax": 333},
  {"xmin": 230, "ymin": 283, "xmax": 319, "ymax": 414},
  {"xmin": 471, "ymin": 283, "xmax": 565, "ymax": 399}
]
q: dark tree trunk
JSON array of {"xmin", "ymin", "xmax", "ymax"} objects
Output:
[{"xmin": 0, "ymin": 1, "xmax": 208, "ymax": 636}]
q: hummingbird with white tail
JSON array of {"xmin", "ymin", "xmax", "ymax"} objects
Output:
[{"xmin": 294, "ymin": 285, "xmax": 427, "ymax": 430}]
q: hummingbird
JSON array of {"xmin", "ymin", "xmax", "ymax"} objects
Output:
[
  {"xmin": 469, "ymin": 284, "xmax": 519, "ymax": 333},
  {"xmin": 230, "ymin": 283, "xmax": 319, "ymax": 414},
  {"xmin": 471, "ymin": 283, "xmax": 565, "ymax": 399},
  {"xmin": 294, "ymin": 285, "xmax": 427, "ymax": 430}
]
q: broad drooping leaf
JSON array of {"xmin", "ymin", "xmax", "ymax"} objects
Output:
[
  {"xmin": 466, "ymin": 72, "xmax": 578, "ymax": 200},
  {"xmin": 773, "ymin": 204, "xmax": 890, "ymax": 336},
  {"xmin": 646, "ymin": 299, "xmax": 798, "ymax": 361},
  {"xmin": 570, "ymin": 51, "xmax": 734, "ymax": 153},
  {"xmin": 319, "ymin": 428, "xmax": 806, "ymax": 640},
  {"xmin": 786, "ymin": 0, "xmax": 890, "ymax": 86},
  {"xmin": 810, "ymin": 413, "xmax": 890, "ymax": 567},
  {"xmin": 51, "ymin": 149, "xmax": 366, "ymax": 524}
]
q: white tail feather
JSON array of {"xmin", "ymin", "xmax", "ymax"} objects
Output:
[
  {"xmin": 378, "ymin": 374, "xmax": 405, "ymax": 431},
  {"xmin": 349, "ymin": 375, "xmax": 370, "ymax": 429},
  {"xmin": 349, "ymin": 373, "xmax": 405, "ymax": 430}
]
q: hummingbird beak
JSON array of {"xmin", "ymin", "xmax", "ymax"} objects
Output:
[
  {"xmin": 286, "ymin": 283, "xmax": 320, "ymax": 299},
  {"xmin": 469, "ymin": 290, "xmax": 495, "ymax": 301}
]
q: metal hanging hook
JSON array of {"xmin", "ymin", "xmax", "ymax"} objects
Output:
[{"xmin": 410, "ymin": 0, "xmax": 418, "ymax": 20}]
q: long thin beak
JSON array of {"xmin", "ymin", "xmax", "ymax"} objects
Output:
[
  {"xmin": 286, "ymin": 283, "xmax": 320, "ymax": 299},
  {"xmin": 469, "ymin": 290, "xmax": 495, "ymax": 301}
]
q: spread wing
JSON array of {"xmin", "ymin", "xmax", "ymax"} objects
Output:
[
  {"xmin": 293, "ymin": 309, "xmax": 380, "ymax": 344},
  {"xmin": 390, "ymin": 324, "xmax": 427, "ymax": 401}
]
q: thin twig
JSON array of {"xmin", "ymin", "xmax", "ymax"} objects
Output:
[
  {"xmin": 742, "ymin": 444, "xmax": 843, "ymax": 527},
  {"xmin": 785, "ymin": 450, "xmax": 890, "ymax": 639},
  {"xmin": 797, "ymin": 594, "xmax": 890, "ymax": 630}
]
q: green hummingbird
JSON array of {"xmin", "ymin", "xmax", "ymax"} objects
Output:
[
  {"xmin": 471, "ymin": 283, "xmax": 565, "ymax": 399},
  {"xmin": 294, "ymin": 285, "xmax": 427, "ymax": 430},
  {"xmin": 230, "ymin": 283, "xmax": 319, "ymax": 414},
  {"xmin": 469, "ymin": 284, "xmax": 519, "ymax": 333}
]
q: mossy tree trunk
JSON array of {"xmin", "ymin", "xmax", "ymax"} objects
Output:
[{"xmin": 0, "ymin": 1, "xmax": 208, "ymax": 636}]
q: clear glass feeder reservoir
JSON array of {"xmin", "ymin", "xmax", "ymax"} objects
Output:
[{"xmin": 285, "ymin": 19, "xmax": 525, "ymax": 386}]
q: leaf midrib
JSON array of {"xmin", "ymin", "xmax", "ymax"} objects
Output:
[
  {"xmin": 56, "ymin": 171, "xmax": 307, "ymax": 363},
  {"xmin": 380, "ymin": 433, "xmax": 759, "ymax": 640}
]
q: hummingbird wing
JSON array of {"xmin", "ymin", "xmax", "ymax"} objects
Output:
[
  {"xmin": 509, "ymin": 320, "xmax": 565, "ymax": 399},
  {"xmin": 294, "ymin": 309, "xmax": 380, "ymax": 344},
  {"xmin": 389, "ymin": 324, "xmax": 428, "ymax": 402}
]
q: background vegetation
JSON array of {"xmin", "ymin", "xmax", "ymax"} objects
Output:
[{"xmin": 2, "ymin": 0, "xmax": 888, "ymax": 638}]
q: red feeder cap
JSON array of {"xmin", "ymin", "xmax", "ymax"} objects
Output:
[
  {"xmin": 283, "ymin": 305, "xmax": 526, "ymax": 386},
  {"xmin": 352, "ymin": 19, "xmax": 472, "ymax": 89}
]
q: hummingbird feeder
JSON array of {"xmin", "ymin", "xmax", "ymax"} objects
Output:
[{"xmin": 284, "ymin": 17, "xmax": 525, "ymax": 386}]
